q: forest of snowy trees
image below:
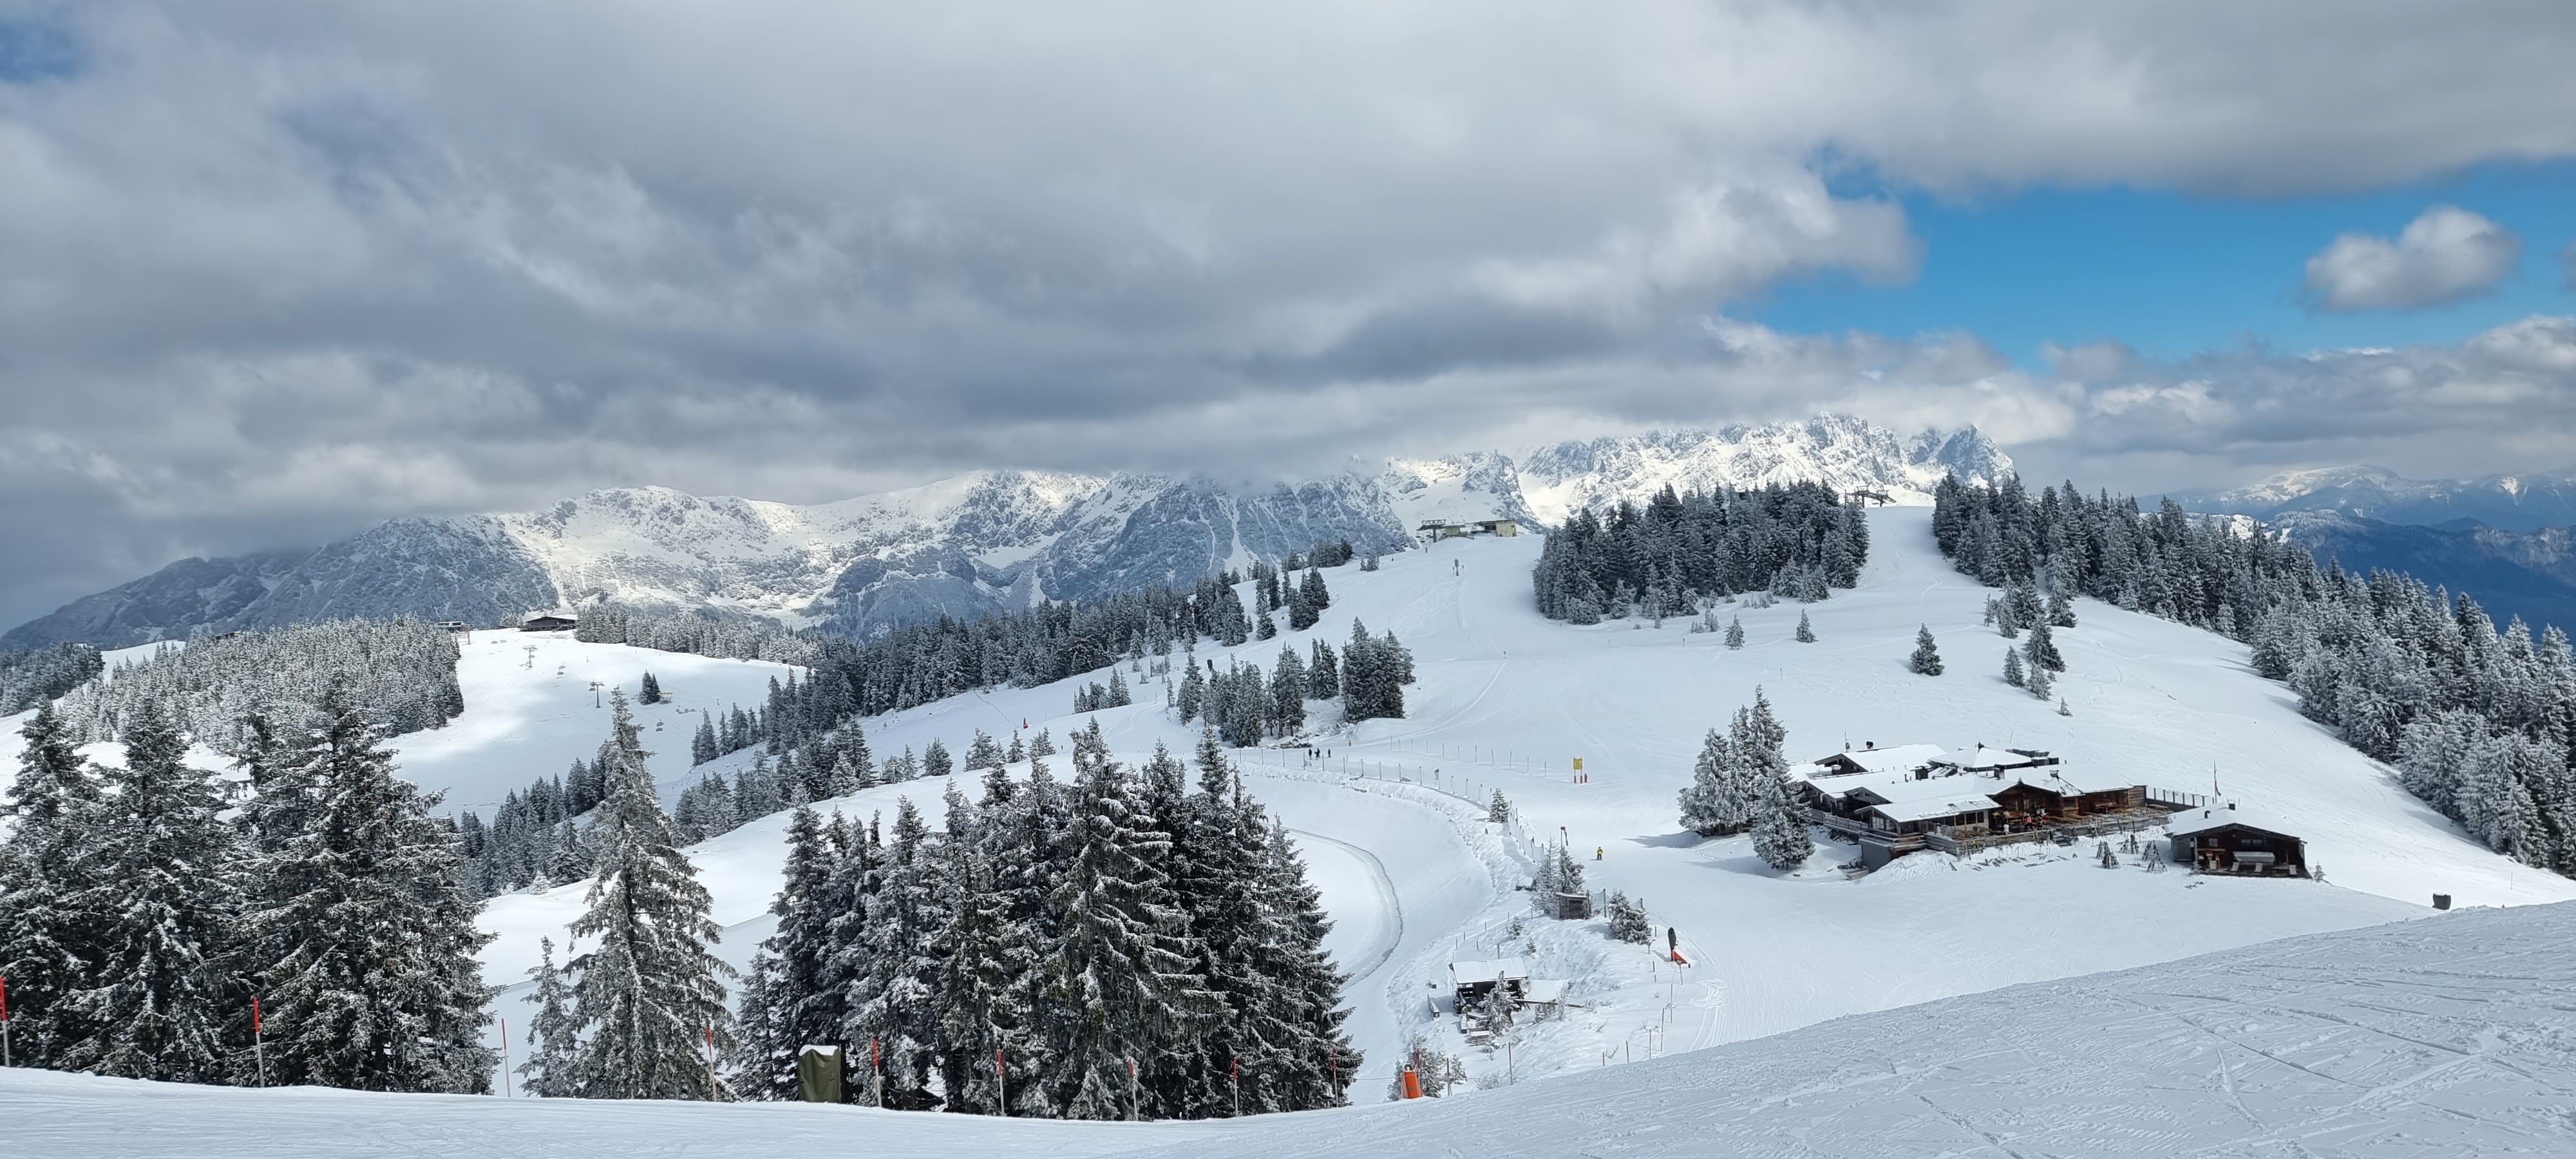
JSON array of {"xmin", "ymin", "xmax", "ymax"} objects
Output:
[
  {"xmin": 1933, "ymin": 475, "xmax": 2576, "ymax": 878},
  {"xmin": 0, "ymin": 697, "xmax": 494, "ymax": 1091},
  {"xmin": 727, "ymin": 721, "xmax": 1356, "ymax": 1118},
  {"xmin": 0, "ymin": 641, "xmax": 102, "ymax": 714},
  {"xmin": 572, "ymin": 549, "xmax": 1361, "ymax": 748},
  {"xmin": 50, "ymin": 619, "xmax": 465, "ymax": 753},
  {"xmin": 1531, "ymin": 482, "xmax": 1869, "ymax": 623}
]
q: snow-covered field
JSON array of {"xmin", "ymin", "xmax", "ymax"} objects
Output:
[
  {"xmin": 16, "ymin": 900, "xmax": 2573, "ymax": 1157},
  {"xmin": 392, "ymin": 632, "xmax": 801, "ymax": 814}
]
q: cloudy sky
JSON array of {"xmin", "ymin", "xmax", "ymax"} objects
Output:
[{"xmin": 5, "ymin": 1, "xmax": 2576, "ymax": 628}]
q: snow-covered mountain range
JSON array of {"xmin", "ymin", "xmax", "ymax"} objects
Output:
[
  {"xmin": 3, "ymin": 415, "xmax": 2008, "ymax": 648},
  {"xmin": 2182, "ymin": 464, "xmax": 2576, "ymax": 532}
]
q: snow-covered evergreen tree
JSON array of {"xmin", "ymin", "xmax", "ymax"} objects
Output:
[
  {"xmin": 1909, "ymin": 625, "xmax": 1944, "ymax": 675},
  {"xmin": 1795, "ymin": 611, "xmax": 1815, "ymax": 643},
  {"xmin": 243, "ymin": 697, "xmax": 494, "ymax": 1092},
  {"xmin": 568, "ymin": 691, "xmax": 736, "ymax": 1100},
  {"xmin": 0, "ymin": 703, "xmax": 99, "ymax": 1067},
  {"xmin": 2003, "ymin": 647, "xmax": 2026, "ymax": 687},
  {"xmin": 1749, "ymin": 764, "xmax": 1814, "ymax": 871},
  {"xmin": 520, "ymin": 937, "xmax": 582, "ymax": 1097},
  {"xmin": 1725, "ymin": 616, "xmax": 1745, "ymax": 650},
  {"xmin": 2024, "ymin": 621, "xmax": 2065, "ymax": 672},
  {"xmin": 731, "ymin": 806, "xmax": 847, "ymax": 1099},
  {"xmin": 1605, "ymin": 891, "xmax": 1651, "ymax": 943},
  {"xmin": 1677, "ymin": 728, "xmax": 1747, "ymax": 836},
  {"xmin": 2027, "ymin": 663, "xmax": 2054, "ymax": 701},
  {"xmin": 46, "ymin": 700, "xmax": 246, "ymax": 1084}
]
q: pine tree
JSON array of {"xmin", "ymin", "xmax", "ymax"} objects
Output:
[
  {"xmin": 731, "ymin": 807, "xmax": 846, "ymax": 1099},
  {"xmin": 1725, "ymin": 616, "xmax": 1745, "ymax": 650},
  {"xmin": 640, "ymin": 672, "xmax": 663, "ymax": 704},
  {"xmin": 569, "ymin": 691, "xmax": 736, "ymax": 1099},
  {"xmin": 1487, "ymin": 790, "xmax": 1513, "ymax": 825},
  {"xmin": 1748, "ymin": 763, "xmax": 1814, "ymax": 871},
  {"xmin": 692, "ymin": 711, "xmax": 719, "ymax": 765},
  {"xmin": 851, "ymin": 796, "xmax": 947, "ymax": 1107},
  {"xmin": 47, "ymin": 700, "xmax": 246, "ymax": 1083},
  {"xmin": 922, "ymin": 738, "xmax": 954, "ymax": 782},
  {"xmin": 245, "ymin": 697, "xmax": 495, "ymax": 1092},
  {"xmin": 520, "ymin": 937, "xmax": 582, "ymax": 1096},
  {"xmin": 0, "ymin": 704, "xmax": 97, "ymax": 1066},
  {"xmin": 1605, "ymin": 891, "xmax": 1651, "ymax": 943},
  {"xmin": 1676, "ymin": 728, "xmax": 1748, "ymax": 836},
  {"xmin": 1042, "ymin": 738, "xmax": 1207, "ymax": 1119},
  {"xmin": 2024, "ymin": 621, "xmax": 2065, "ymax": 672},
  {"xmin": 931, "ymin": 779, "xmax": 1034, "ymax": 1115},
  {"xmin": 2003, "ymin": 647, "xmax": 2026, "ymax": 687},
  {"xmin": 1909, "ymin": 625, "xmax": 1945, "ymax": 675},
  {"xmin": 1795, "ymin": 611, "xmax": 1815, "ymax": 643},
  {"xmin": 2027, "ymin": 663, "xmax": 2055, "ymax": 701},
  {"xmin": 1305, "ymin": 640, "xmax": 1339, "ymax": 701}
]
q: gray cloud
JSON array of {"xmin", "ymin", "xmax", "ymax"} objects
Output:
[
  {"xmin": 9, "ymin": 2, "xmax": 2576, "ymax": 625},
  {"xmin": 2563, "ymin": 240, "xmax": 2576, "ymax": 289},
  {"xmin": 2303, "ymin": 205, "xmax": 2523, "ymax": 312}
]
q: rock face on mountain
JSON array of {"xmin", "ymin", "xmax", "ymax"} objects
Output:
[{"xmin": 6, "ymin": 415, "xmax": 2011, "ymax": 645}]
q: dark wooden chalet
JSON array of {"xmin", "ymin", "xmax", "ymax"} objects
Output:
[
  {"xmin": 2166, "ymin": 805, "xmax": 2306, "ymax": 876},
  {"xmin": 520, "ymin": 612, "xmax": 579, "ymax": 632}
]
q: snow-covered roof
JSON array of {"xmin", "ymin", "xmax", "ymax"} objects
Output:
[
  {"xmin": 1862, "ymin": 793, "xmax": 1999, "ymax": 824},
  {"xmin": 1806, "ymin": 764, "xmax": 1976, "ymax": 804},
  {"xmin": 2166, "ymin": 804, "xmax": 2301, "ymax": 839},
  {"xmin": 1449, "ymin": 958, "xmax": 1530, "ymax": 983},
  {"xmin": 1814, "ymin": 743, "xmax": 1948, "ymax": 775},
  {"xmin": 1940, "ymin": 744, "xmax": 2052, "ymax": 772},
  {"xmin": 1999, "ymin": 767, "xmax": 2133, "ymax": 796}
]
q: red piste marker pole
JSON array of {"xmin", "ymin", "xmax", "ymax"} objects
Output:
[
  {"xmin": 1230, "ymin": 1055, "xmax": 1239, "ymax": 1118},
  {"xmin": 252, "ymin": 997, "xmax": 267, "ymax": 1087},
  {"xmin": 996, "ymin": 1048, "xmax": 1007, "ymax": 1117}
]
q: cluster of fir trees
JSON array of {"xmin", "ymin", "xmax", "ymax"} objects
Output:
[
  {"xmin": 1175, "ymin": 619, "xmax": 1412, "ymax": 742},
  {"xmin": 1933, "ymin": 473, "xmax": 2576, "ymax": 876},
  {"xmin": 517, "ymin": 691, "xmax": 739, "ymax": 1099},
  {"xmin": 1531, "ymin": 483, "xmax": 1870, "ymax": 625},
  {"xmin": 1248, "ymin": 560, "xmax": 1336, "ymax": 633},
  {"xmin": 52, "ymin": 619, "xmax": 465, "ymax": 753},
  {"xmin": 1674, "ymin": 689, "xmax": 1813, "ymax": 869},
  {"xmin": 0, "ymin": 641, "xmax": 103, "ymax": 714},
  {"xmin": 576, "ymin": 606, "xmax": 826, "ymax": 665},
  {"xmin": 689, "ymin": 703, "xmax": 770, "ymax": 765},
  {"xmin": 0, "ymin": 697, "xmax": 494, "ymax": 1091},
  {"xmin": 730, "ymin": 721, "xmax": 1358, "ymax": 1118},
  {"xmin": 1072, "ymin": 669, "xmax": 1134, "ymax": 713}
]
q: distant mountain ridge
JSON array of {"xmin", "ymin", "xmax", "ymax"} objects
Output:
[
  {"xmin": 2183, "ymin": 464, "xmax": 2576, "ymax": 533},
  {"xmin": 5, "ymin": 415, "xmax": 2011, "ymax": 648}
]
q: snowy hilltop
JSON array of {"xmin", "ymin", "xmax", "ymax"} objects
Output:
[{"xmin": 5, "ymin": 416, "xmax": 2010, "ymax": 648}]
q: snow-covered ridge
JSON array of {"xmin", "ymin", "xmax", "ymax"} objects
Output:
[{"xmin": 4, "ymin": 415, "xmax": 2010, "ymax": 648}]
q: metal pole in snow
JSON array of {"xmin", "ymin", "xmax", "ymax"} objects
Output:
[
  {"xmin": 1231, "ymin": 1055, "xmax": 1239, "ymax": 1118},
  {"xmin": 253, "ymin": 997, "xmax": 267, "ymax": 1087},
  {"xmin": 1, "ymin": 974, "xmax": 10, "ymax": 1068},
  {"xmin": 499, "ymin": 1018, "xmax": 513, "ymax": 1097},
  {"xmin": 873, "ymin": 1037, "xmax": 884, "ymax": 1108},
  {"xmin": 996, "ymin": 1048, "xmax": 1008, "ymax": 1117},
  {"xmin": 1128, "ymin": 1056, "xmax": 1139, "ymax": 1121}
]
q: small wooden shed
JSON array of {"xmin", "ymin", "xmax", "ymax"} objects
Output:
[{"xmin": 2166, "ymin": 804, "xmax": 2306, "ymax": 876}]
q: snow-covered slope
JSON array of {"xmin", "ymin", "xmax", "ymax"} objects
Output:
[
  {"xmin": 4, "ymin": 416, "xmax": 2009, "ymax": 648},
  {"xmin": 14, "ymin": 901, "xmax": 2571, "ymax": 1158},
  {"xmin": 373, "ymin": 503, "xmax": 2568, "ymax": 1107}
]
